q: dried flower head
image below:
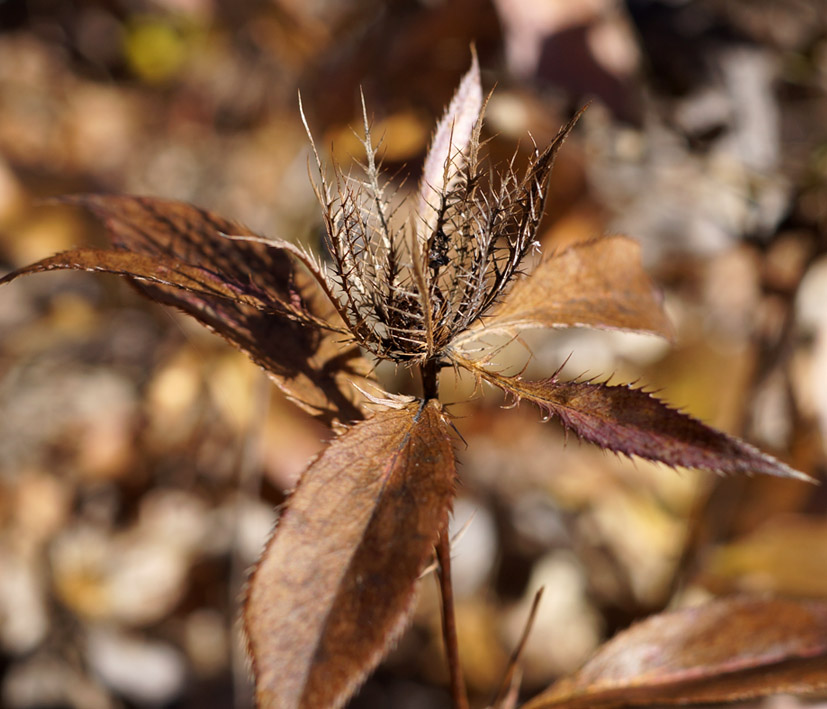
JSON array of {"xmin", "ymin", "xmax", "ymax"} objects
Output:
[{"xmin": 300, "ymin": 54, "xmax": 582, "ymax": 363}]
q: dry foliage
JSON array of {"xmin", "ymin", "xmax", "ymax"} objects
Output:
[
  {"xmin": 523, "ymin": 596, "xmax": 827, "ymax": 708},
  {"xmin": 1, "ymin": 52, "xmax": 824, "ymax": 709}
]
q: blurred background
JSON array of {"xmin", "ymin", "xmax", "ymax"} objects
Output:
[{"xmin": 1, "ymin": 0, "xmax": 827, "ymax": 707}]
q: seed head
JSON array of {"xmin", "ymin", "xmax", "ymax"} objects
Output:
[{"xmin": 303, "ymin": 56, "xmax": 582, "ymax": 364}]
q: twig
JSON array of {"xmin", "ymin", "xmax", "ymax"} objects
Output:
[
  {"xmin": 436, "ymin": 531, "xmax": 469, "ymax": 709},
  {"xmin": 489, "ymin": 587, "xmax": 544, "ymax": 708}
]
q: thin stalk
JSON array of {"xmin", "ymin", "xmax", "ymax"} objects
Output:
[
  {"xmin": 436, "ymin": 532, "xmax": 469, "ymax": 709},
  {"xmin": 421, "ymin": 359, "xmax": 440, "ymax": 401}
]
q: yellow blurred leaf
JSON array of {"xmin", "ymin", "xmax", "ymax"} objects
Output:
[
  {"xmin": 124, "ymin": 18, "xmax": 188, "ymax": 84},
  {"xmin": 700, "ymin": 515, "xmax": 827, "ymax": 597}
]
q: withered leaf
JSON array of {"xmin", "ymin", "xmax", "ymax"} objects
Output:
[
  {"xmin": 0, "ymin": 247, "xmax": 309, "ymax": 317},
  {"xmin": 456, "ymin": 358, "xmax": 812, "ymax": 481},
  {"xmin": 523, "ymin": 596, "xmax": 827, "ymax": 708},
  {"xmin": 244, "ymin": 399, "xmax": 457, "ymax": 709},
  {"xmin": 0, "ymin": 195, "xmax": 372, "ymax": 423},
  {"xmin": 453, "ymin": 236, "xmax": 674, "ymax": 347},
  {"xmin": 418, "ymin": 50, "xmax": 483, "ymax": 237}
]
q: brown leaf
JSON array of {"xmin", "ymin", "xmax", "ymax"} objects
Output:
[
  {"xmin": 454, "ymin": 357, "xmax": 813, "ymax": 482},
  {"xmin": 452, "ymin": 236, "xmax": 674, "ymax": 347},
  {"xmin": 0, "ymin": 247, "xmax": 308, "ymax": 317},
  {"xmin": 244, "ymin": 400, "xmax": 457, "ymax": 709},
  {"xmin": 1, "ymin": 195, "xmax": 372, "ymax": 423},
  {"xmin": 523, "ymin": 596, "xmax": 827, "ymax": 708},
  {"xmin": 418, "ymin": 49, "xmax": 483, "ymax": 237}
]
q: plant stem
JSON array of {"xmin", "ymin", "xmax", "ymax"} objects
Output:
[
  {"xmin": 421, "ymin": 359, "xmax": 440, "ymax": 400},
  {"xmin": 436, "ymin": 532, "xmax": 469, "ymax": 709}
]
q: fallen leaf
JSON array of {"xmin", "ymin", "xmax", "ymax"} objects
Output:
[
  {"xmin": 700, "ymin": 515, "xmax": 827, "ymax": 597},
  {"xmin": 523, "ymin": 596, "xmax": 827, "ymax": 708},
  {"xmin": 244, "ymin": 399, "xmax": 457, "ymax": 709}
]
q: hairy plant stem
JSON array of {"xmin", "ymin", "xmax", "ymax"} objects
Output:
[
  {"xmin": 421, "ymin": 361, "xmax": 466, "ymax": 705},
  {"xmin": 421, "ymin": 359, "xmax": 440, "ymax": 401},
  {"xmin": 436, "ymin": 532, "xmax": 469, "ymax": 709}
]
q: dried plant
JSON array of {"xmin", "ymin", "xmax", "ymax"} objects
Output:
[
  {"xmin": 3, "ymin": 53, "xmax": 825, "ymax": 709},
  {"xmin": 296, "ymin": 64, "xmax": 578, "ymax": 367}
]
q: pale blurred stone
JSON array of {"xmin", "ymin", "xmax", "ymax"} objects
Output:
[
  {"xmin": 13, "ymin": 470, "xmax": 71, "ymax": 545},
  {"xmin": 183, "ymin": 608, "xmax": 229, "ymax": 676},
  {"xmin": 749, "ymin": 370, "xmax": 793, "ymax": 450},
  {"xmin": 206, "ymin": 352, "xmax": 258, "ymax": 432},
  {"xmin": 2, "ymin": 654, "xmax": 113, "ymax": 709},
  {"xmin": 77, "ymin": 415, "xmax": 135, "ymax": 482},
  {"xmin": 701, "ymin": 245, "xmax": 761, "ymax": 339},
  {"xmin": 144, "ymin": 349, "xmax": 204, "ymax": 450},
  {"xmin": 65, "ymin": 84, "xmax": 140, "ymax": 176},
  {"xmin": 448, "ymin": 498, "xmax": 498, "ymax": 599},
  {"xmin": 138, "ymin": 488, "xmax": 210, "ymax": 553},
  {"xmin": 0, "ymin": 157, "xmax": 25, "ymax": 227},
  {"xmin": 51, "ymin": 525, "xmax": 190, "ymax": 626},
  {"xmin": 147, "ymin": 351, "xmax": 202, "ymax": 416},
  {"xmin": 0, "ymin": 546, "xmax": 49, "ymax": 653},
  {"xmin": 493, "ymin": 0, "xmax": 615, "ymax": 77},
  {"xmin": 260, "ymin": 401, "xmax": 327, "ymax": 491},
  {"xmin": 516, "ymin": 328, "xmax": 667, "ymax": 386},
  {"xmin": 798, "ymin": 264, "xmax": 827, "ymax": 455},
  {"xmin": 0, "ymin": 366, "xmax": 138, "ymax": 482},
  {"xmin": 588, "ymin": 490, "xmax": 684, "ymax": 606},
  {"xmin": 503, "ymin": 551, "xmax": 602, "ymax": 681},
  {"xmin": 510, "ymin": 494, "xmax": 569, "ymax": 548},
  {"xmin": 795, "ymin": 257, "xmax": 827, "ymax": 334},
  {"xmin": 231, "ymin": 497, "xmax": 277, "ymax": 564},
  {"xmin": 71, "ymin": 373, "xmax": 138, "ymax": 482},
  {"xmin": 454, "ymin": 599, "xmax": 508, "ymax": 694},
  {"xmin": 485, "ymin": 92, "xmax": 532, "ymax": 138},
  {"xmin": 87, "ymin": 627, "xmax": 186, "ymax": 705}
]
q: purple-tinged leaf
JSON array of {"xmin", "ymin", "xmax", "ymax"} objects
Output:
[
  {"xmin": 0, "ymin": 246, "xmax": 318, "ymax": 323},
  {"xmin": 244, "ymin": 400, "xmax": 457, "ymax": 709},
  {"xmin": 1, "ymin": 195, "xmax": 372, "ymax": 423},
  {"xmin": 453, "ymin": 355, "xmax": 813, "ymax": 482}
]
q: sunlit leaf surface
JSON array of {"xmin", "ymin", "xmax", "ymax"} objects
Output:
[
  {"xmin": 524, "ymin": 596, "xmax": 827, "ymax": 708},
  {"xmin": 453, "ymin": 235, "xmax": 673, "ymax": 346},
  {"xmin": 455, "ymin": 357, "xmax": 812, "ymax": 482},
  {"xmin": 244, "ymin": 400, "xmax": 456, "ymax": 709}
]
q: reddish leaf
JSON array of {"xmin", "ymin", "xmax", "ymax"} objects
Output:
[
  {"xmin": 523, "ymin": 596, "xmax": 827, "ymax": 708},
  {"xmin": 454, "ymin": 357, "xmax": 813, "ymax": 482},
  {"xmin": 452, "ymin": 236, "xmax": 674, "ymax": 347},
  {"xmin": 418, "ymin": 50, "xmax": 483, "ymax": 236},
  {"xmin": 0, "ymin": 195, "xmax": 372, "ymax": 423},
  {"xmin": 0, "ymin": 247, "xmax": 310, "ymax": 317},
  {"xmin": 244, "ymin": 400, "xmax": 457, "ymax": 709}
]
